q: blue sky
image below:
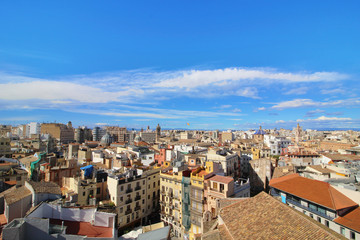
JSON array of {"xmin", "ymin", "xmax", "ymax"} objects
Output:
[{"xmin": 0, "ymin": 0, "xmax": 359, "ymax": 130}]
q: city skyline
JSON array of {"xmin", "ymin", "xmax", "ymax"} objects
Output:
[{"xmin": 1, "ymin": 1, "xmax": 359, "ymax": 130}]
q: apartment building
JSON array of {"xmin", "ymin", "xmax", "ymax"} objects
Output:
[
  {"xmin": 206, "ymin": 148, "xmax": 239, "ymax": 178},
  {"xmin": 0, "ymin": 137, "xmax": 11, "ymax": 157},
  {"xmin": 204, "ymin": 175, "xmax": 250, "ymax": 219},
  {"xmin": 107, "ymin": 168, "xmax": 160, "ymax": 232},
  {"xmin": 105, "ymin": 126, "xmax": 127, "ymax": 142},
  {"xmin": 0, "ymin": 160, "xmax": 28, "ymax": 189},
  {"xmin": 270, "ymin": 174, "xmax": 360, "ymax": 240},
  {"xmin": 41, "ymin": 122, "xmax": 74, "ymax": 144},
  {"xmin": 160, "ymin": 167, "xmax": 191, "ymax": 239},
  {"xmin": 189, "ymin": 163, "xmax": 215, "ymax": 240}
]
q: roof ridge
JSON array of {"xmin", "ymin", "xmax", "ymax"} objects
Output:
[{"xmin": 328, "ymin": 184, "xmax": 338, "ymax": 210}]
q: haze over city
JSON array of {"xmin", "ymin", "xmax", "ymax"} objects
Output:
[{"xmin": 1, "ymin": 1, "xmax": 360, "ymax": 130}]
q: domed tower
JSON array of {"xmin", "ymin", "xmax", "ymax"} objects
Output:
[
  {"xmin": 100, "ymin": 132, "xmax": 113, "ymax": 146},
  {"xmin": 134, "ymin": 134, "xmax": 141, "ymax": 143},
  {"xmin": 67, "ymin": 121, "xmax": 73, "ymax": 128}
]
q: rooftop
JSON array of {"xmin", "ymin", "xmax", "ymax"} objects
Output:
[
  {"xmin": 269, "ymin": 174, "xmax": 358, "ymax": 210},
  {"xmin": 272, "ymin": 166, "xmax": 295, "ymax": 179},
  {"xmin": 208, "ymin": 175, "xmax": 234, "ymax": 184},
  {"xmin": 50, "ymin": 218, "xmax": 113, "ymax": 238},
  {"xmin": 219, "ymin": 192, "xmax": 346, "ymax": 240},
  {"xmin": 27, "ymin": 181, "xmax": 61, "ymax": 195},
  {"xmin": 4, "ymin": 186, "xmax": 32, "ymax": 205},
  {"xmin": 334, "ymin": 207, "xmax": 360, "ymax": 232},
  {"xmin": 323, "ymin": 153, "xmax": 360, "ymax": 161},
  {"xmin": 307, "ymin": 165, "xmax": 336, "ymax": 174}
]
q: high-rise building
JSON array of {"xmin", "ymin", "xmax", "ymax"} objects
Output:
[
  {"xmin": 28, "ymin": 122, "xmax": 41, "ymax": 135},
  {"xmin": 92, "ymin": 127, "xmax": 106, "ymax": 141},
  {"xmin": 105, "ymin": 126, "xmax": 127, "ymax": 142},
  {"xmin": 41, "ymin": 122, "xmax": 74, "ymax": 144}
]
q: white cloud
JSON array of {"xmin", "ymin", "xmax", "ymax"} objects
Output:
[
  {"xmin": 95, "ymin": 123, "xmax": 109, "ymax": 126},
  {"xmin": 257, "ymin": 107, "xmax": 266, "ymax": 111},
  {"xmin": 0, "ymin": 67, "xmax": 349, "ymax": 106},
  {"xmin": 276, "ymin": 120, "xmax": 285, "ymax": 123},
  {"xmin": 321, "ymin": 88, "xmax": 346, "ymax": 95},
  {"xmin": 315, "ymin": 116, "xmax": 351, "ymax": 121},
  {"xmin": 232, "ymin": 108, "xmax": 242, "ymax": 113},
  {"xmin": 0, "ymin": 80, "xmax": 137, "ymax": 103},
  {"xmin": 271, "ymin": 98, "xmax": 360, "ymax": 110},
  {"xmin": 154, "ymin": 68, "xmax": 347, "ymax": 89}
]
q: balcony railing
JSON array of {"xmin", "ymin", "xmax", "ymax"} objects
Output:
[
  {"xmin": 125, "ymin": 209, "xmax": 132, "ymax": 215},
  {"xmin": 135, "ymin": 195, "xmax": 141, "ymax": 201},
  {"xmin": 135, "ymin": 205, "xmax": 141, "ymax": 211},
  {"xmin": 125, "ymin": 198, "xmax": 133, "ymax": 204},
  {"xmin": 135, "ymin": 185, "xmax": 141, "ymax": 191},
  {"xmin": 126, "ymin": 188, "xmax": 133, "ymax": 193},
  {"xmin": 286, "ymin": 199, "xmax": 334, "ymax": 220}
]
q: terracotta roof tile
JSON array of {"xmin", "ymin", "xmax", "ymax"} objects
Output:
[
  {"xmin": 209, "ymin": 175, "xmax": 234, "ymax": 184},
  {"xmin": 219, "ymin": 192, "xmax": 345, "ymax": 240},
  {"xmin": 308, "ymin": 165, "xmax": 336, "ymax": 174},
  {"xmin": 334, "ymin": 207, "xmax": 360, "ymax": 232},
  {"xmin": 4, "ymin": 186, "xmax": 31, "ymax": 205},
  {"xmin": 50, "ymin": 219, "xmax": 113, "ymax": 238},
  {"xmin": 272, "ymin": 166, "xmax": 295, "ymax": 179},
  {"xmin": 269, "ymin": 174, "xmax": 358, "ymax": 210},
  {"xmin": 27, "ymin": 181, "xmax": 61, "ymax": 195}
]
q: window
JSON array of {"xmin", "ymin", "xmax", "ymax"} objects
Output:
[
  {"xmin": 120, "ymin": 197, "xmax": 123, "ymax": 201},
  {"xmin": 317, "ymin": 217, "xmax": 321, "ymax": 223},
  {"xmin": 97, "ymin": 187, "xmax": 100, "ymax": 194},
  {"xmin": 350, "ymin": 231, "xmax": 355, "ymax": 239},
  {"xmin": 153, "ymin": 182, "xmax": 155, "ymax": 187},
  {"xmin": 341, "ymin": 227, "xmax": 345, "ymax": 236},
  {"xmin": 83, "ymin": 192, "xmax": 85, "ymax": 196},
  {"xmin": 148, "ymin": 195, "xmax": 150, "ymax": 199},
  {"xmin": 325, "ymin": 220, "xmax": 329, "ymax": 227},
  {"xmin": 142, "ymin": 199, "xmax": 145, "ymax": 204},
  {"xmin": 213, "ymin": 182, "xmax": 218, "ymax": 189},
  {"xmin": 120, "ymin": 186, "xmax": 124, "ymax": 191},
  {"xmin": 303, "ymin": 210, "xmax": 306, "ymax": 214},
  {"xmin": 310, "ymin": 214, "xmax": 313, "ymax": 218},
  {"xmin": 120, "ymin": 207, "xmax": 123, "ymax": 213},
  {"xmin": 219, "ymin": 184, "xmax": 224, "ymax": 193},
  {"xmin": 143, "ymin": 190, "xmax": 145, "ymax": 194}
]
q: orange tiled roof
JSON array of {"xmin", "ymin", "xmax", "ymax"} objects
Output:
[
  {"xmin": 334, "ymin": 207, "xmax": 360, "ymax": 232},
  {"xmin": 269, "ymin": 174, "xmax": 358, "ymax": 210},
  {"xmin": 4, "ymin": 181, "xmax": 17, "ymax": 186},
  {"xmin": 50, "ymin": 219, "xmax": 113, "ymax": 238},
  {"xmin": 209, "ymin": 175, "xmax": 234, "ymax": 184},
  {"xmin": 219, "ymin": 192, "xmax": 345, "ymax": 240}
]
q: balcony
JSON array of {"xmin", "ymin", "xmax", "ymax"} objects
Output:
[
  {"xmin": 286, "ymin": 199, "xmax": 334, "ymax": 220},
  {"xmin": 135, "ymin": 185, "xmax": 141, "ymax": 191},
  {"xmin": 135, "ymin": 195, "xmax": 141, "ymax": 201},
  {"xmin": 125, "ymin": 198, "xmax": 133, "ymax": 204},
  {"xmin": 125, "ymin": 209, "xmax": 132, "ymax": 215},
  {"xmin": 190, "ymin": 195, "xmax": 204, "ymax": 203},
  {"xmin": 126, "ymin": 188, "xmax": 133, "ymax": 193},
  {"xmin": 135, "ymin": 205, "xmax": 141, "ymax": 211}
]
